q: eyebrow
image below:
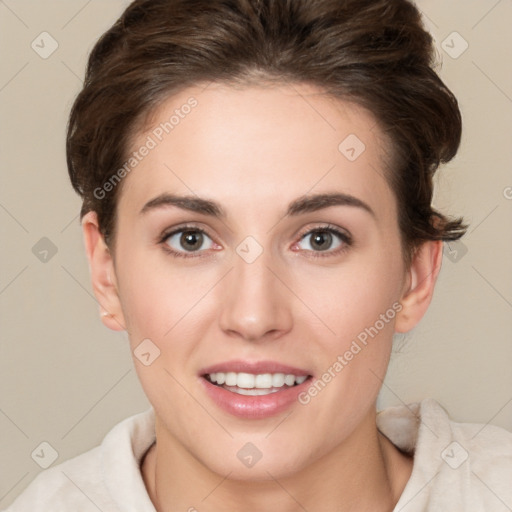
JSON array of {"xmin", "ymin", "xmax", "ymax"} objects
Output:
[
  {"xmin": 287, "ymin": 192, "xmax": 375, "ymax": 218},
  {"xmin": 140, "ymin": 192, "xmax": 375, "ymax": 219},
  {"xmin": 141, "ymin": 194, "xmax": 224, "ymax": 217}
]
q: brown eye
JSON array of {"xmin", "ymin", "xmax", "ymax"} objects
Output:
[
  {"xmin": 296, "ymin": 227, "xmax": 351, "ymax": 254},
  {"xmin": 165, "ymin": 229, "xmax": 213, "ymax": 253},
  {"xmin": 181, "ymin": 231, "xmax": 203, "ymax": 251},
  {"xmin": 309, "ymin": 231, "xmax": 334, "ymax": 251}
]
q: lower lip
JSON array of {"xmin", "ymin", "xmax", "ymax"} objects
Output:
[{"xmin": 200, "ymin": 377, "xmax": 312, "ymax": 419}]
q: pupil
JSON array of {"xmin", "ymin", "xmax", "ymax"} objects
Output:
[
  {"xmin": 181, "ymin": 231, "xmax": 202, "ymax": 251},
  {"xmin": 311, "ymin": 231, "xmax": 332, "ymax": 251}
]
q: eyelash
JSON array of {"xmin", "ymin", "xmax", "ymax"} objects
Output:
[
  {"xmin": 159, "ymin": 224, "xmax": 218, "ymax": 259},
  {"xmin": 158, "ymin": 223, "xmax": 353, "ymax": 259},
  {"xmin": 293, "ymin": 224, "xmax": 352, "ymax": 259}
]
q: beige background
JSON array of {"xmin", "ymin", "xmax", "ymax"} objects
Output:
[{"xmin": 1, "ymin": 0, "xmax": 511, "ymax": 507}]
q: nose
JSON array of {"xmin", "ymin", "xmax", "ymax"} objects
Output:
[{"xmin": 218, "ymin": 249, "xmax": 293, "ymax": 342}]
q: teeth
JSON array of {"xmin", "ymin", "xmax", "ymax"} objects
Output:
[
  {"xmin": 237, "ymin": 372, "xmax": 255, "ymax": 388},
  {"xmin": 225, "ymin": 372, "xmax": 237, "ymax": 386},
  {"xmin": 207, "ymin": 372, "xmax": 308, "ymax": 389},
  {"xmin": 272, "ymin": 373, "xmax": 285, "ymax": 387},
  {"xmin": 256, "ymin": 374, "xmax": 273, "ymax": 388},
  {"xmin": 284, "ymin": 374, "xmax": 295, "ymax": 386},
  {"xmin": 225, "ymin": 387, "xmax": 281, "ymax": 396}
]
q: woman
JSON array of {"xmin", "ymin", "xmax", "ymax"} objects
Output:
[{"xmin": 5, "ymin": 0, "xmax": 511, "ymax": 510}]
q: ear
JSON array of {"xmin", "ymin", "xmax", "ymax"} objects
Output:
[
  {"xmin": 395, "ymin": 240, "xmax": 443, "ymax": 333},
  {"xmin": 82, "ymin": 211, "xmax": 126, "ymax": 331}
]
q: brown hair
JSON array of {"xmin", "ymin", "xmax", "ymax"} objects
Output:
[{"xmin": 66, "ymin": 0, "xmax": 467, "ymax": 262}]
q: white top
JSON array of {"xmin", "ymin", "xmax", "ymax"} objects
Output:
[{"xmin": 4, "ymin": 399, "xmax": 512, "ymax": 511}]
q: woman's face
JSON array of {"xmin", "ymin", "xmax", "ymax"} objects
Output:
[{"xmin": 107, "ymin": 83, "xmax": 411, "ymax": 478}]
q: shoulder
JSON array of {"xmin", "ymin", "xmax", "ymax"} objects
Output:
[
  {"xmin": 416, "ymin": 398, "xmax": 512, "ymax": 470},
  {"xmin": 378, "ymin": 398, "xmax": 512, "ymax": 511},
  {"xmin": 4, "ymin": 409, "xmax": 156, "ymax": 512},
  {"xmin": 3, "ymin": 446, "xmax": 106, "ymax": 512}
]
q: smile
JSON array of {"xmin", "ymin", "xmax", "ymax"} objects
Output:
[
  {"xmin": 199, "ymin": 362, "xmax": 313, "ymax": 418},
  {"xmin": 205, "ymin": 372, "xmax": 309, "ymax": 395}
]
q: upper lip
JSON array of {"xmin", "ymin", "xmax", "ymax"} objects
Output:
[{"xmin": 200, "ymin": 360, "xmax": 312, "ymax": 377}]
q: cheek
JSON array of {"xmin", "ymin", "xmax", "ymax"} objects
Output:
[
  {"xmin": 296, "ymin": 251, "xmax": 403, "ymax": 344},
  {"xmin": 116, "ymin": 245, "xmax": 215, "ymax": 341},
  {"xmin": 115, "ymin": 250, "xmax": 212, "ymax": 414},
  {"xmin": 290, "ymin": 247, "xmax": 403, "ymax": 411},
  {"xmin": 292, "ymin": 263, "xmax": 401, "ymax": 436}
]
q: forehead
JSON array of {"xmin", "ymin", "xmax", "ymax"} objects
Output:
[{"xmin": 119, "ymin": 82, "xmax": 395, "ymax": 219}]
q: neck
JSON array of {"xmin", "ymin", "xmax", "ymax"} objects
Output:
[{"xmin": 141, "ymin": 408, "xmax": 412, "ymax": 512}]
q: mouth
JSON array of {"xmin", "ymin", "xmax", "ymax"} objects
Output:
[
  {"xmin": 203, "ymin": 372, "xmax": 309, "ymax": 396},
  {"xmin": 199, "ymin": 361, "xmax": 313, "ymax": 419}
]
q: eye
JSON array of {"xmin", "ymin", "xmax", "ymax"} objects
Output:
[
  {"xmin": 295, "ymin": 226, "xmax": 351, "ymax": 255},
  {"xmin": 164, "ymin": 228, "xmax": 216, "ymax": 255}
]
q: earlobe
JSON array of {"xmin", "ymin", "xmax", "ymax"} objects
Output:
[
  {"xmin": 395, "ymin": 240, "xmax": 443, "ymax": 333},
  {"xmin": 82, "ymin": 211, "xmax": 126, "ymax": 331}
]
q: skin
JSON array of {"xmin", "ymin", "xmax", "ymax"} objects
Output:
[{"xmin": 83, "ymin": 82, "xmax": 443, "ymax": 512}]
